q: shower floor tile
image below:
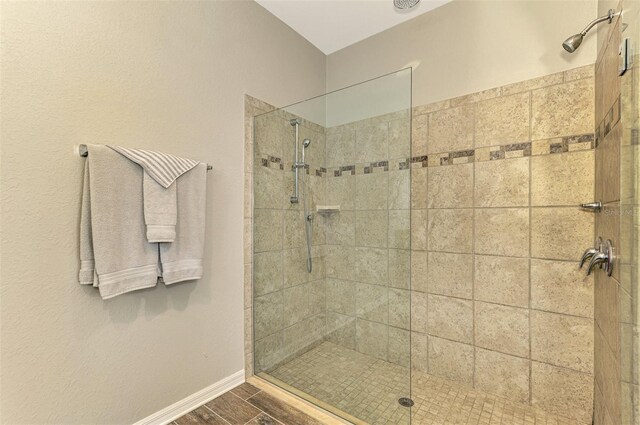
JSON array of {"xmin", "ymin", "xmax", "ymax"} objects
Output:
[{"xmin": 264, "ymin": 341, "xmax": 581, "ymax": 425}]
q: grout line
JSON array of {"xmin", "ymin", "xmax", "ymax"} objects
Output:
[{"xmin": 202, "ymin": 403, "xmax": 233, "ymax": 425}]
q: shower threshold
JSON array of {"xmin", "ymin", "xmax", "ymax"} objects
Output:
[{"xmin": 259, "ymin": 341, "xmax": 583, "ymax": 425}]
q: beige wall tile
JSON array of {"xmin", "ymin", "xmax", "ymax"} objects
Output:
[
  {"xmin": 326, "ymin": 126, "xmax": 355, "ymax": 167},
  {"xmin": 254, "ymin": 209, "xmax": 283, "ymax": 252},
  {"xmin": 356, "ymin": 319, "xmax": 388, "ymax": 360},
  {"xmin": 474, "ymin": 255, "xmax": 529, "ymax": 308},
  {"xmin": 389, "ymin": 288, "xmax": 410, "ymax": 329},
  {"xmin": 325, "ymin": 245, "xmax": 356, "ymax": 281},
  {"xmin": 531, "ymin": 150, "xmax": 595, "ymax": 206},
  {"xmin": 531, "ymin": 259, "xmax": 594, "ymax": 318},
  {"xmin": 389, "ymin": 249, "xmax": 411, "ymax": 290},
  {"xmin": 411, "ymin": 250, "xmax": 428, "ymax": 293},
  {"xmin": 355, "ymin": 172, "xmax": 388, "ymax": 210},
  {"xmin": 532, "ymin": 362, "xmax": 594, "ymax": 424},
  {"xmin": 254, "ymin": 251, "xmax": 284, "ymax": 297},
  {"xmin": 428, "ymin": 294, "xmax": 473, "ymax": 343},
  {"xmin": 283, "ymin": 284, "xmax": 310, "ymax": 327},
  {"xmin": 411, "ymin": 332, "xmax": 428, "ymax": 372},
  {"xmin": 428, "ymin": 104, "xmax": 474, "ymax": 154},
  {"xmin": 283, "ymin": 248, "xmax": 308, "ymax": 287},
  {"xmin": 531, "ymin": 207, "xmax": 594, "ymax": 261},
  {"xmin": 475, "ymin": 348, "xmax": 530, "ymax": 403},
  {"xmin": 475, "ymin": 302, "xmax": 530, "ymax": 357},
  {"xmin": 355, "ymin": 210, "xmax": 388, "ymax": 248},
  {"xmin": 412, "ymin": 113, "xmax": 428, "ymax": 156},
  {"xmin": 355, "ymin": 122, "xmax": 388, "ymax": 163},
  {"xmin": 502, "ymin": 72, "xmax": 564, "ymax": 96},
  {"xmin": 428, "ymin": 252, "xmax": 473, "ymax": 299},
  {"xmin": 355, "ymin": 247, "xmax": 388, "ymax": 286},
  {"xmin": 475, "ymin": 208, "xmax": 529, "ymax": 257},
  {"xmin": 411, "ymin": 290, "xmax": 428, "ymax": 332},
  {"xmin": 475, "ymin": 92, "xmax": 530, "ymax": 147},
  {"xmin": 564, "ymin": 64, "xmax": 595, "ymax": 82},
  {"xmin": 254, "ymin": 291, "xmax": 284, "ymax": 340},
  {"xmin": 254, "ymin": 333, "xmax": 283, "ymax": 373},
  {"xmin": 356, "ymin": 283, "xmax": 388, "ymax": 324},
  {"xmin": 428, "ymin": 208, "xmax": 473, "ymax": 253},
  {"xmin": 475, "ymin": 157, "xmax": 530, "ymax": 207},
  {"xmin": 427, "ymin": 163, "xmax": 473, "ymax": 208},
  {"xmin": 324, "ymin": 210, "xmax": 355, "ymax": 246},
  {"xmin": 326, "ymin": 175, "xmax": 355, "ymax": 210},
  {"xmin": 388, "ymin": 327, "xmax": 410, "ymax": 367},
  {"xmin": 326, "ymin": 278, "xmax": 356, "ymax": 315},
  {"xmin": 283, "ymin": 210, "xmax": 305, "ymax": 249},
  {"xmin": 411, "ymin": 168, "xmax": 428, "ymax": 210},
  {"xmin": 389, "ymin": 210, "xmax": 410, "ymax": 249},
  {"xmin": 531, "ymin": 310, "xmax": 594, "ymax": 373},
  {"xmin": 411, "ymin": 209, "xmax": 428, "ymax": 251},
  {"xmin": 389, "ymin": 119, "xmax": 410, "ymax": 160},
  {"xmin": 429, "ymin": 337, "xmax": 474, "ymax": 385},
  {"xmin": 389, "ymin": 170, "xmax": 410, "ymax": 210},
  {"xmin": 254, "ymin": 165, "xmax": 283, "ymax": 209},
  {"xmin": 531, "ymin": 78, "xmax": 595, "ymax": 140},
  {"xmin": 450, "ymin": 87, "xmax": 501, "ymax": 107},
  {"xmin": 326, "ymin": 312, "xmax": 356, "ymax": 349}
]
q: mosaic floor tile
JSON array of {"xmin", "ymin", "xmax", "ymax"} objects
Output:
[{"xmin": 265, "ymin": 342, "xmax": 582, "ymax": 425}]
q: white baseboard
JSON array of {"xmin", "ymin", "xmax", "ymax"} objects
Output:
[{"xmin": 133, "ymin": 369, "xmax": 245, "ymax": 425}]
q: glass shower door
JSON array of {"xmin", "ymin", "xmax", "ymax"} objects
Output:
[{"xmin": 252, "ymin": 69, "xmax": 412, "ymax": 424}]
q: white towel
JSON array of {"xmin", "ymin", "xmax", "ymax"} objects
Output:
[
  {"xmin": 79, "ymin": 145, "xmax": 160, "ymax": 299},
  {"xmin": 108, "ymin": 146, "xmax": 199, "ymax": 243},
  {"xmin": 159, "ymin": 163, "xmax": 207, "ymax": 285}
]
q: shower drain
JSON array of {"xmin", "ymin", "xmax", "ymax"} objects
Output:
[{"xmin": 398, "ymin": 397, "xmax": 414, "ymax": 407}]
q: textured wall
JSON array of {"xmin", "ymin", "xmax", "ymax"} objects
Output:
[
  {"xmin": 0, "ymin": 1, "xmax": 325, "ymax": 423},
  {"xmin": 251, "ymin": 108, "xmax": 328, "ymax": 373},
  {"xmin": 593, "ymin": 0, "xmax": 640, "ymax": 423},
  {"xmin": 408, "ymin": 67, "xmax": 596, "ymax": 424},
  {"xmin": 326, "ymin": 0, "xmax": 598, "ymax": 106}
]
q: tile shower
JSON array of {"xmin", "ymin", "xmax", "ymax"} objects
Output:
[{"xmin": 245, "ymin": 62, "xmax": 615, "ymax": 425}]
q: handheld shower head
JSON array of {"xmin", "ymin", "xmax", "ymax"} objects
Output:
[
  {"xmin": 303, "ymin": 139, "xmax": 311, "ymax": 148},
  {"xmin": 562, "ymin": 33, "xmax": 584, "ymax": 53}
]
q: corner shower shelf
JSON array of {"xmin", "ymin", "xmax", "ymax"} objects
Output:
[{"xmin": 316, "ymin": 205, "xmax": 340, "ymax": 214}]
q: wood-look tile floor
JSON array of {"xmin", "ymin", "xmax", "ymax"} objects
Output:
[{"xmin": 174, "ymin": 382, "xmax": 324, "ymax": 425}]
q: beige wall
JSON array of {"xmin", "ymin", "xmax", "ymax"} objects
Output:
[
  {"xmin": 327, "ymin": 0, "xmax": 598, "ymax": 105},
  {"xmin": 0, "ymin": 1, "xmax": 325, "ymax": 424}
]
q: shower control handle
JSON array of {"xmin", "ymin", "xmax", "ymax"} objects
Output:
[
  {"xmin": 579, "ymin": 201, "xmax": 602, "ymax": 212},
  {"xmin": 579, "ymin": 247, "xmax": 599, "ymax": 268},
  {"xmin": 587, "ymin": 252, "xmax": 608, "ymax": 276}
]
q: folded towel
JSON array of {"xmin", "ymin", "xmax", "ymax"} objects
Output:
[
  {"xmin": 159, "ymin": 163, "xmax": 207, "ymax": 285},
  {"xmin": 143, "ymin": 172, "xmax": 177, "ymax": 243},
  {"xmin": 108, "ymin": 146, "xmax": 199, "ymax": 243},
  {"xmin": 79, "ymin": 145, "xmax": 160, "ymax": 299}
]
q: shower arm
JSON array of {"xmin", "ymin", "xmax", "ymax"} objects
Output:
[{"xmin": 580, "ymin": 9, "xmax": 616, "ymax": 36}]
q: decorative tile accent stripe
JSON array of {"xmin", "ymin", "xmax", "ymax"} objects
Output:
[
  {"xmin": 260, "ymin": 154, "xmax": 284, "ymax": 170},
  {"xmin": 596, "ymin": 95, "xmax": 621, "ymax": 144},
  {"xmin": 260, "ymin": 133, "xmax": 594, "ymax": 176}
]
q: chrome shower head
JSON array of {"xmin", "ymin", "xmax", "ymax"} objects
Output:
[
  {"xmin": 394, "ymin": 0, "xmax": 420, "ymax": 10},
  {"xmin": 303, "ymin": 139, "xmax": 311, "ymax": 148},
  {"xmin": 562, "ymin": 33, "xmax": 584, "ymax": 53},
  {"xmin": 562, "ymin": 9, "xmax": 616, "ymax": 53}
]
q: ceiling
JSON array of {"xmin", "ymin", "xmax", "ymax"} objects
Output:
[{"xmin": 255, "ymin": 0, "xmax": 451, "ymax": 54}]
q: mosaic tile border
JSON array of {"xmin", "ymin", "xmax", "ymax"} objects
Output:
[
  {"xmin": 260, "ymin": 133, "xmax": 595, "ymax": 176},
  {"xmin": 595, "ymin": 94, "xmax": 621, "ymax": 144}
]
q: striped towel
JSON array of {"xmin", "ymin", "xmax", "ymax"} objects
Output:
[
  {"xmin": 108, "ymin": 146, "xmax": 199, "ymax": 188},
  {"xmin": 108, "ymin": 145, "xmax": 200, "ymax": 243}
]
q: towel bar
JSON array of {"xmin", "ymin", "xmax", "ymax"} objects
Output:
[{"xmin": 77, "ymin": 144, "xmax": 213, "ymax": 171}]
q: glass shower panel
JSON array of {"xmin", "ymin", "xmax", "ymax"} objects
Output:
[
  {"xmin": 619, "ymin": 2, "xmax": 640, "ymax": 423},
  {"xmin": 253, "ymin": 69, "xmax": 412, "ymax": 424}
]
